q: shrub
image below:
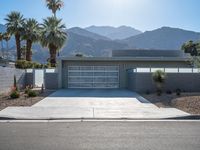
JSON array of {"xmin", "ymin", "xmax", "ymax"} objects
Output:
[
  {"xmin": 10, "ymin": 89, "xmax": 20, "ymax": 99},
  {"xmin": 152, "ymin": 70, "xmax": 166, "ymax": 96},
  {"xmin": 28, "ymin": 90, "xmax": 37, "ymax": 97},
  {"xmin": 25, "ymin": 86, "xmax": 31, "ymax": 94},
  {"xmin": 176, "ymin": 89, "xmax": 181, "ymax": 96},
  {"xmin": 145, "ymin": 90, "xmax": 150, "ymax": 95},
  {"xmin": 15, "ymin": 60, "xmax": 48, "ymax": 69},
  {"xmin": 166, "ymin": 90, "xmax": 172, "ymax": 95},
  {"xmin": 13, "ymin": 75, "xmax": 18, "ymax": 91}
]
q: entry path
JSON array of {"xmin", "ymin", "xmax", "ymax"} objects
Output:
[{"xmin": 0, "ymin": 89, "xmax": 189, "ymax": 119}]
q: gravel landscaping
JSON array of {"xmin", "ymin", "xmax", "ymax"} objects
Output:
[
  {"xmin": 142, "ymin": 93, "xmax": 200, "ymax": 114},
  {"xmin": 0, "ymin": 90, "xmax": 55, "ymax": 111}
]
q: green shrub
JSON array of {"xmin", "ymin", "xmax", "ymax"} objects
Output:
[
  {"xmin": 176, "ymin": 89, "xmax": 181, "ymax": 96},
  {"xmin": 25, "ymin": 87, "xmax": 31, "ymax": 94},
  {"xmin": 145, "ymin": 90, "xmax": 150, "ymax": 95},
  {"xmin": 166, "ymin": 90, "xmax": 172, "ymax": 95},
  {"xmin": 152, "ymin": 70, "xmax": 167, "ymax": 96},
  {"xmin": 10, "ymin": 90, "xmax": 20, "ymax": 99},
  {"xmin": 13, "ymin": 75, "xmax": 18, "ymax": 91},
  {"xmin": 15, "ymin": 60, "xmax": 48, "ymax": 69},
  {"xmin": 28, "ymin": 90, "xmax": 37, "ymax": 97}
]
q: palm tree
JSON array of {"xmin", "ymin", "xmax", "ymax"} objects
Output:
[
  {"xmin": 181, "ymin": 40, "xmax": 198, "ymax": 56},
  {"xmin": 5, "ymin": 11, "xmax": 25, "ymax": 60},
  {"xmin": 3, "ymin": 32, "xmax": 11, "ymax": 58},
  {"xmin": 40, "ymin": 17, "xmax": 67, "ymax": 67},
  {"xmin": 3, "ymin": 32, "xmax": 11, "ymax": 50},
  {"xmin": 0, "ymin": 32, "xmax": 4, "ymax": 57},
  {"xmin": 22, "ymin": 18, "xmax": 40, "ymax": 61},
  {"xmin": 46, "ymin": 0, "xmax": 64, "ymax": 17}
]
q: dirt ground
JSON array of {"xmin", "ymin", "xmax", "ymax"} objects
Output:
[
  {"xmin": 142, "ymin": 93, "xmax": 200, "ymax": 114},
  {"xmin": 0, "ymin": 90, "xmax": 55, "ymax": 111}
]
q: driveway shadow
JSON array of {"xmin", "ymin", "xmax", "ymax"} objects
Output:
[{"xmin": 47, "ymin": 89, "xmax": 151, "ymax": 104}]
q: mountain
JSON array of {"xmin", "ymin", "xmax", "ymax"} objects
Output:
[
  {"xmin": 68, "ymin": 27, "xmax": 110, "ymax": 40},
  {"xmin": 32, "ymin": 28, "xmax": 128, "ymax": 63},
  {"xmin": 60, "ymin": 31, "xmax": 127, "ymax": 57},
  {"xmin": 85, "ymin": 25, "xmax": 142, "ymax": 40},
  {"xmin": 0, "ymin": 24, "xmax": 6, "ymax": 33},
  {"xmin": 2, "ymin": 23, "xmax": 200, "ymax": 63},
  {"xmin": 123, "ymin": 27, "xmax": 200, "ymax": 50}
]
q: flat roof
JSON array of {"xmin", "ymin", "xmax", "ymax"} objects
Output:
[{"xmin": 59, "ymin": 57, "xmax": 190, "ymax": 62}]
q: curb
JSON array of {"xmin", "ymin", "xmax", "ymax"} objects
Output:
[{"xmin": 0, "ymin": 115, "xmax": 200, "ymax": 121}]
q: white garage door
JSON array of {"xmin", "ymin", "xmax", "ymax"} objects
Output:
[{"xmin": 68, "ymin": 66, "xmax": 119, "ymax": 88}]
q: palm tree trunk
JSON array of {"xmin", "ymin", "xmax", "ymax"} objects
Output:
[
  {"xmin": 1, "ymin": 41, "xmax": 3, "ymax": 57},
  {"xmin": 15, "ymin": 34, "xmax": 21, "ymax": 60},
  {"xmin": 49, "ymin": 44, "xmax": 57, "ymax": 67},
  {"xmin": 26, "ymin": 40, "xmax": 32, "ymax": 61},
  {"xmin": 6, "ymin": 41, "xmax": 9, "ymax": 59}
]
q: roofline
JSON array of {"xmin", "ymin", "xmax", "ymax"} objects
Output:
[{"xmin": 59, "ymin": 57, "xmax": 190, "ymax": 62}]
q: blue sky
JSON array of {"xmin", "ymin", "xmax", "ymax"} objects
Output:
[{"xmin": 0, "ymin": 0, "xmax": 199, "ymax": 32}]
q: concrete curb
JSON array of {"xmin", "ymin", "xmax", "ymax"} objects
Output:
[{"xmin": 0, "ymin": 115, "xmax": 199, "ymax": 121}]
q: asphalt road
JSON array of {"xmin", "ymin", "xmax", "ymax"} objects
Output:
[{"xmin": 0, "ymin": 121, "xmax": 199, "ymax": 150}]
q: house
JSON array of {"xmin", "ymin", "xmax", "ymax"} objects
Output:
[{"xmin": 57, "ymin": 49, "xmax": 191, "ymax": 89}]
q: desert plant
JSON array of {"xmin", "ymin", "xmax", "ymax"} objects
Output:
[
  {"xmin": 46, "ymin": 0, "xmax": 64, "ymax": 17},
  {"xmin": 0, "ymin": 32, "xmax": 4, "ymax": 57},
  {"xmin": 40, "ymin": 17, "xmax": 67, "ymax": 67},
  {"xmin": 10, "ymin": 86, "xmax": 20, "ymax": 99},
  {"xmin": 10, "ymin": 90, "xmax": 20, "ymax": 99},
  {"xmin": 176, "ymin": 89, "xmax": 181, "ymax": 96},
  {"xmin": 152, "ymin": 70, "xmax": 166, "ymax": 96},
  {"xmin": 41, "ymin": 84, "xmax": 44, "ymax": 93},
  {"xmin": 145, "ymin": 90, "xmax": 150, "ymax": 95},
  {"xmin": 22, "ymin": 18, "xmax": 40, "ymax": 61},
  {"xmin": 27, "ymin": 90, "xmax": 37, "ymax": 97},
  {"xmin": 13, "ymin": 75, "xmax": 18, "ymax": 91},
  {"xmin": 166, "ymin": 90, "xmax": 172, "ymax": 95},
  {"xmin": 5, "ymin": 11, "xmax": 25, "ymax": 60}
]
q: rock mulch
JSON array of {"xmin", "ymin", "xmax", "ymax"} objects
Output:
[
  {"xmin": 142, "ymin": 93, "xmax": 200, "ymax": 114},
  {"xmin": 0, "ymin": 90, "xmax": 54, "ymax": 111}
]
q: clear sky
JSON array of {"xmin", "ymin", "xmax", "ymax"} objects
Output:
[{"xmin": 0, "ymin": 0, "xmax": 199, "ymax": 32}]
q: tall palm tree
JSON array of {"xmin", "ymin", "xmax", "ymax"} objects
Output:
[
  {"xmin": 0, "ymin": 32, "xmax": 4, "ymax": 57},
  {"xmin": 22, "ymin": 18, "xmax": 40, "ymax": 61},
  {"xmin": 5, "ymin": 11, "xmax": 25, "ymax": 60},
  {"xmin": 40, "ymin": 17, "xmax": 67, "ymax": 67},
  {"xmin": 3, "ymin": 32, "xmax": 11, "ymax": 50},
  {"xmin": 46, "ymin": 0, "xmax": 63, "ymax": 17},
  {"xmin": 3, "ymin": 32, "xmax": 11, "ymax": 58}
]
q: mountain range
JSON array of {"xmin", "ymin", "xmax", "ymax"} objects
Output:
[
  {"xmin": 85, "ymin": 25, "xmax": 142, "ymax": 40},
  {"xmin": 0, "ymin": 24, "xmax": 200, "ymax": 63}
]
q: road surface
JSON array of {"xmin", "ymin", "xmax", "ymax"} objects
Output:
[{"xmin": 0, "ymin": 121, "xmax": 199, "ymax": 150}]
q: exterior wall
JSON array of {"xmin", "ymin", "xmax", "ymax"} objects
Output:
[
  {"xmin": 44, "ymin": 73, "xmax": 58, "ymax": 89},
  {"xmin": 61, "ymin": 60, "xmax": 190, "ymax": 89},
  {"xmin": 0, "ymin": 67, "xmax": 25, "ymax": 94},
  {"xmin": 128, "ymin": 72, "xmax": 200, "ymax": 92}
]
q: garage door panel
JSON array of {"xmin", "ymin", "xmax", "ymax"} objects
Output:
[{"xmin": 68, "ymin": 66, "xmax": 119, "ymax": 88}]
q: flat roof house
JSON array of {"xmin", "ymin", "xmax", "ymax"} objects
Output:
[{"xmin": 57, "ymin": 49, "xmax": 191, "ymax": 89}]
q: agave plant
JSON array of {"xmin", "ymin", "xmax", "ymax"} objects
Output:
[
  {"xmin": 40, "ymin": 17, "xmax": 67, "ymax": 67},
  {"xmin": 5, "ymin": 11, "xmax": 25, "ymax": 60},
  {"xmin": 46, "ymin": 0, "xmax": 64, "ymax": 17},
  {"xmin": 22, "ymin": 18, "xmax": 40, "ymax": 61},
  {"xmin": 152, "ymin": 70, "xmax": 166, "ymax": 95}
]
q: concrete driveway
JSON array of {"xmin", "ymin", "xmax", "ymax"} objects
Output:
[
  {"xmin": 0, "ymin": 89, "xmax": 189, "ymax": 119},
  {"xmin": 33, "ymin": 89, "xmax": 153, "ymax": 108}
]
